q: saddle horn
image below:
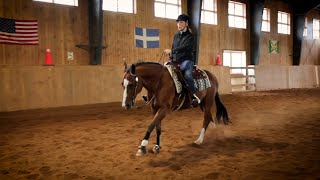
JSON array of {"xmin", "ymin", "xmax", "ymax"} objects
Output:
[{"xmin": 123, "ymin": 62, "xmax": 128, "ymax": 73}]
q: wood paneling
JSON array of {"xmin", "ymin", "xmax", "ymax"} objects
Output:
[
  {"xmin": 0, "ymin": 0, "xmax": 89, "ymax": 65},
  {"xmin": 259, "ymin": 0, "xmax": 293, "ymax": 65},
  {"xmin": 0, "ymin": 65, "xmax": 231, "ymax": 111},
  {"xmin": 301, "ymin": 10, "xmax": 320, "ymax": 65},
  {"xmin": 0, "ymin": 0, "xmax": 319, "ymax": 66}
]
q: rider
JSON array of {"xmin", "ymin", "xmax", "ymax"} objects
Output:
[{"xmin": 164, "ymin": 14, "xmax": 200, "ymax": 104}]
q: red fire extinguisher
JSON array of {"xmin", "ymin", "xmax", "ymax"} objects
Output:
[{"xmin": 216, "ymin": 54, "xmax": 221, "ymax": 65}]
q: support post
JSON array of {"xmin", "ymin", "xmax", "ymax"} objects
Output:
[
  {"xmin": 292, "ymin": 13, "xmax": 305, "ymax": 65},
  {"xmin": 88, "ymin": 0, "xmax": 103, "ymax": 65},
  {"xmin": 187, "ymin": 0, "xmax": 203, "ymax": 65},
  {"xmin": 249, "ymin": 0, "xmax": 264, "ymax": 65}
]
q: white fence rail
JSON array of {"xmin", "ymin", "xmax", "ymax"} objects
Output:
[{"xmin": 230, "ymin": 66, "xmax": 256, "ymax": 92}]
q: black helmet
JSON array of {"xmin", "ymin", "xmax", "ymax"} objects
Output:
[{"xmin": 176, "ymin": 14, "xmax": 191, "ymax": 24}]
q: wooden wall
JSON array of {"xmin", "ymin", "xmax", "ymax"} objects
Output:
[
  {"xmin": 1, "ymin": 0, "xmax": 318, "ymax": 66},
  {"xmin": 301, "ymin": 10, "xmax": 320, "ymax": 65},
  {"xmin": 260, "ymin": 0, "xmax": 292, "ymax": 65},
  {"xmin": 255, "ymin": 65, "xmax": 319, "ymax": 90},
  {"xmin": 199, "ymin": 0, "xmax": 249, "ymax": 66},
  {"xmin": 0, "ymin": 65, "xmax": 232, "ymax": 111},
  {"xmin": 260, "ymin": 1, "xmax": 320, "ymax": 65},
  {"xmin": 0, "ymin": 0, "xmax": 89, "ymax": 65}
]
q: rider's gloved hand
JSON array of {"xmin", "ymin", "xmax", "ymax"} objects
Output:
[{"xmin": 164, "ymin": 49, "xmax": 172, "ymax": 56}]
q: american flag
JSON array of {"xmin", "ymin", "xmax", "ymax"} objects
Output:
[{"xmin": 0, "ymin": 17, "xmax": 39, "ymax": 45}]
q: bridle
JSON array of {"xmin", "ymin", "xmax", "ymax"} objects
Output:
[{"xmin": 127, "ymin": 71, "xmax": 139, "ymax": 106}]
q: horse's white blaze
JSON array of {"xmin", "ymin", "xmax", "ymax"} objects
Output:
[
  {"xmin": 194, "ymin": 128, "xmax": 205, "ymax": 145},
  {"xmin": 122, "ymin": 79, "xmax": 129, "ymax": 108}
]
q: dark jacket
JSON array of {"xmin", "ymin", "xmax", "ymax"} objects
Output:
[{"xmin": 171, "ymin": 29, "xmax": 194, "ymax": 63}]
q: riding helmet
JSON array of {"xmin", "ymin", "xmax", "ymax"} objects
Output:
[{"xmin": 176, "ymin": 14, "xmax": 191, "ymax": 24}]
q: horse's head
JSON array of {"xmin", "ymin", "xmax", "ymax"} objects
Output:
[{"xmin": 121, "ymin": 62, "xmax": 143, "ymax": 109}]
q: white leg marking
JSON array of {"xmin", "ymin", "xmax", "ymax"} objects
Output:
[
  {"xmin": 136, "ymin": 139, "xmax": 148, "ymax": 156},
  {"xmin": 194, "ymin": 128, "xmax": 205, "ymax": 145},
  {"xmin": 122, "ymin": 79, "xmax": 129, "ymax": 108},
  {"xmin": 141, "ymin": 139, "xmax": 148, "ymax": 146}
]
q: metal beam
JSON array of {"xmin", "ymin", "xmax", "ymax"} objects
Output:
[
  {"xmin": 187, "ymin": 0, "xmax": 203, "ymax": 65},
  {"xmin": 292, "ymin": 14, "xmax": 305, "ymax": 65},
  {"xmin": 293, "ymin": 0, "xmax": 320, "ymax": 14},
  {"xmin": 249, "ymin": 0, "xmax": 264, "ymax": 65},
  {"xmin": 88, "ymin": 0, "xmax": 103, "ymax": 65}
]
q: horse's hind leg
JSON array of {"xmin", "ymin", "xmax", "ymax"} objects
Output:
[
  {"xmin": 152, "ymin": 123, "xmax": 161, "ymax": 154},
  {"xmin": 194, "ymin": 99, "xmax": 214, "ymax": 145}
]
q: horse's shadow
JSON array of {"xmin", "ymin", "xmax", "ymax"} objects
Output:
[{"xmin": 148, "ymin": 135, "xmax": 290, "ymax": 171}]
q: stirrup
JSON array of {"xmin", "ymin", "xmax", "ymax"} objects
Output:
[{"xmin": 192, "ymin": 94, "xmax": 201, "ymax": 104}]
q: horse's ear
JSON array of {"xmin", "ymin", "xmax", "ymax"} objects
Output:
[
  {"xmin": 130, "ymin": 64, "xmax": 136, "ymax": 75},
  {"xmin": 123, "ymin": 62, "xmax": 127, "ymax": 73}
]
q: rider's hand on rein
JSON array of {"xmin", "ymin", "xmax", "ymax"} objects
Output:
[{"xmin": 164, "ymin": 49, "xmax": 172, "ymax": 56}]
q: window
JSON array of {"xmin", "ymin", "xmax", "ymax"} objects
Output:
[
  {"xmin": 261, "ymin": 8, "xmax": 270, "ymax": 32},
  {"xmin": 154, "ymin": 0, "xmax": 181, "ymax": 20},
  {"xmin": 303, "ymin": 17, "xmax": 308, "ymax": 37},
  {"xmin": 277, "ymin": 11, "xmax": 290, "ymax": 35},
  {"xmin": 228, "ymin": 1, "xmax": 246, "ymax": 29},
  {"xmin": 201, "ymin": 0, "xmax": 217, "ymax": 25},
  {"xmin": 33, "ymin": 0, "xmax": 78, "ymax": 6},
  {"xmin": 103, "ymin": 0, "xmax": 136, "ymax": 13},
  {"xmin": 313, "ymin": 19, "xmax": 320, "ymax": 39},
  {"xmin": 223, "ymin": 50, "xmax": 246, "ymax": 74}
]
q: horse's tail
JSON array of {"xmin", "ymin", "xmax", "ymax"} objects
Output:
[{"xmin": 215, "ymin": 92, "xmax": 230, "ymax": 125}]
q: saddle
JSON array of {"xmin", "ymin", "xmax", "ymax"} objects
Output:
[
  {"xmin": 169, "ymin": 61, "xmax": 204, "ymax": 79},
  {"xmin": 164, "ymin": 61, "xmax": 211, "ymax": 94}
]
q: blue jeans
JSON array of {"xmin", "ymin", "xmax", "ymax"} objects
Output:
[{"xmin": 180, "ymin": 60, "xmax": 197, "ymax": 94}]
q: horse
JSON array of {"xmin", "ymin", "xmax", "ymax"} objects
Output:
[{"xmin": 121, "ymin": 61, "xmax": 230, "ymax": 156}]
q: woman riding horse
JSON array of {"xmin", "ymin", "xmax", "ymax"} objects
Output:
[
  {"xmin": 121, "ymin": 61, "xmax": 230, "ymax": 156},
  {"xmin": 164, "ymin": 14, "xmax": 201, "ymax": 104}
]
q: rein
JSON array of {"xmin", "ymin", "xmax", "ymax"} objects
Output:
[
  {"xmin": 158, "ymin": 52, "xmax": 165, "ymax": 64},
  {"xmin": 129, "ymin": 73, "xmax": 139, "ymax": 106},
  {"xmin": 128, "ymin": 61, "xmax": 166, "ymax": 109},
  {"xmin": 134, "ymin": 95, "xmax": 155, "ymax": 109},
  {"xmin": 128, "ymin": 73, "xmax": 153, "ymax": 109}
]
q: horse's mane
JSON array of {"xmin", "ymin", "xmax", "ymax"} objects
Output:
[{"xmin": 134, "ymin": 60, "xmax": 163, "ymax": 67}]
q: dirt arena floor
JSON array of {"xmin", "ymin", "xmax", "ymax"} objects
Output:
[{"xmin": 0, "ymin": 88, "xmax": 319, "ymax": 180}]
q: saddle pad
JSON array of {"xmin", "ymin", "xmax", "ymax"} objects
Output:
[
  {"xmin": 194, "ymin": 69, "xmax": 211, "ymax": 91},
  {"xmin": 164, "ymin": 64, "xmax": 211, "ymax": 94},
  {"xmin": 165, "ymin": 64, "xmax": 183, "ymax": 93}
]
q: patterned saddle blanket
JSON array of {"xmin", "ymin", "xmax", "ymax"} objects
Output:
[{"xmin": 164, "ymin": 63, "xmax": 211, "ymax": 94}]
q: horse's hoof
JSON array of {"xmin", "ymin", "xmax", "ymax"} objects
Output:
[
  {"xmin": 191, "ymin": 100, "xmax": 199, "ymax": 108},
  {"xmin": 152, "ymin": 145, "xmax": 160, "ymax": 154},
  {"xmin": 136, "ymin": 146, "xmax": 147, "ymax": 156},
  {"xmin": 193, "ymin": 140, "xmax": 202, "ymax": 145}
]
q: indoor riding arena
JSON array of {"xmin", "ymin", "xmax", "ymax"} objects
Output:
[{"xmin": 1, "ymin": 0, "xmax": 319, "ymax": 180}]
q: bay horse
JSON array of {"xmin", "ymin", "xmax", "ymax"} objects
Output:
[{"xmin": 121, "ymin": 61, "xmax": 230, "ymax": 156}]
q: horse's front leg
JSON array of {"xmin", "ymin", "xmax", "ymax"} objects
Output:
[{"xmin": 136, "ymin": 108, "xmax": 167, "ymax": 156}]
